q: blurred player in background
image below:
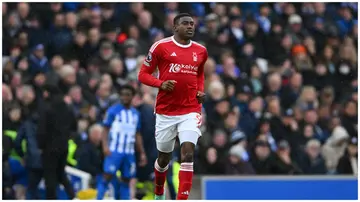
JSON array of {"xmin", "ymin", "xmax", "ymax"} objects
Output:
[
  {"xmin": 138, "ymin": 13, "xmax": 208, "ymax": 200},
  {"xmin": 96, "ymin": 85, "xmax": 147, "ymax": 200}
]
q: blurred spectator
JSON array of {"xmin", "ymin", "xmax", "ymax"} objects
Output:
[
  {"xmin": 271, "ymin": 140, "xmax": 303, "ymax": 174},
  {"xmin": 336, "ymin": 137, "xmax": 358, "ymax": 175},
  {"xmin": 298, "ymin": 139, "xmax": 327, "ymax": 174},
  {"xmin": 77, "ymin": 124, "xmax": 103, "ymax": 177},
  {"xmin": 321, "ymin": 124, "xmax": 349, "ymax": 173},
  {"xmin": 37, "ymin": 85, "xmax": 76, "ymax": 199},
  {"xmin": 14, "ymin": 98, "xmax": 42, "ymax": 199},
  {"xmin": 225, "ymin": 144, "xmax": 255, "ymax": 175}
]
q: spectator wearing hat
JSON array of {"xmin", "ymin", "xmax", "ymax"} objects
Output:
[
  {"xmin": 225, "ymin": 144, "xmax": 255, "ymax": 175},
  {"xmin": 336, "ymin": 137, "xmax": 358, "ymax": 175},
  {"xmin": 28, "ymin": 44, "xmax": 50, "ymax": 76},
  {"xmin": 321, "ymin": 124, "xmax": 349, "ymax": 173},
  {"xmin": 230, "ymin": 130, "xmax": 249, "ymax": 161},
  {"xmin": 287, "ymin": 13, "xmax": 309, "ymax": 44},
  {"xmin": 234, "ymin": 81, "xmax": 253, "ymax": 114}
]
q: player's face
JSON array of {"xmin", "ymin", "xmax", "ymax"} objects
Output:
[
  {"xmin": 120, "ymin": 89, "xmax": 134, "ymax": 106},
  {"xmin": 175, "ymin": 16, "xmax": 195, "ymax": 39}
]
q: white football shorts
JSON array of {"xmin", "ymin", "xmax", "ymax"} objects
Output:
[{"xmin": 155, "ymin": 112, "xmax": 202, "ymax": 153}]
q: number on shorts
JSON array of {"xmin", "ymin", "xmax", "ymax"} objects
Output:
[{"xmin": 195, "ymin": 114, "xmax": 202, "ymax": 128}]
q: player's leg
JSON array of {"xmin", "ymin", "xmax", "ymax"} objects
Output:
[
  {"xmin": 96, "ymin": 153, "xmax": 120, "ymax": 199},
  {"xmin": 154, "ymin": 150, "xmax": 172, "ymax": 200},
  {"xmin": 176, "ymin": 113, "xmax": 202, "ymax": 200},
  {"xmin": 154, "ymin": 114, "xmax": 178, "ymax": 200},
  {"xmin": 118, "ymin": 154, "xmax": 136, "ymax": 200}
]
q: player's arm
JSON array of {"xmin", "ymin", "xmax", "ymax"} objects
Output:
[
  {"xmin": 135, "ymin": 133, "xmax": 145, "ymax": 155},
  {"xmin": 138, "ymin": 45, "xmax": 176, "ymax": 91},
  {"xmin": 135, "ymin": 114, "xmax": 147, "ymax": 166},
  {"xmin": 102, "ymin": 109, "xmax": 115, "ymax": 156},
  {"xmin": 196, "ymin": 50, "xmax": 208, "ymax": 103},
  {"xmin": 138, "ymin": 48, "xmax": 163, "ymax": 88}
]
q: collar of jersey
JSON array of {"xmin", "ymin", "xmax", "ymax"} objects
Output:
[{"xmin": 171, "ymin": 36, "xmax": 192, "ymax": 48}]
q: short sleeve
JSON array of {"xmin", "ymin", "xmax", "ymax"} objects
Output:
[{"xmin": 103, "ymin": 109, "xmax": 115, "ymax": 128}]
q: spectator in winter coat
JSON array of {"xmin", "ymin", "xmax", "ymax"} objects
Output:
[
  {"xmin": 322, "ymin": 125, "xmax": 349, "ymax": 173},
  {"xmin": 14, "ymin": 111, "xmax": 43, "ymax": 199},
  {"xmin": 298, "ymin": 139, "xmax": 327, "ymax": 174},
  {"xmin": 225, "ymin": 144, "xmax": 255, "ymax": 175},
  {"xmin": 77, "ymin": 124, "xmax": 103, "ymax": 177},
  {"xmin": 28, "ymin": 44, "xmax": 50, "ymax": 76},
  {"xmin": 336, "ymin": 137, "xmax": 358, "ymax": 175}
]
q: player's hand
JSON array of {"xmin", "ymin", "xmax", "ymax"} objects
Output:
[
  {"xmin": 196, "ymin": 91, "xmax": 206, "ymax": 104},
  {"xmin": 160, "ymin": 80, "xmax": 177, "ymax": 91},
  {"xmin": 139, "ymin": 153, "xmax": 147, "ymax": 167},
  {"xmin": 103, "ymin": 147, "xmax": 111, "ymax": 157}
]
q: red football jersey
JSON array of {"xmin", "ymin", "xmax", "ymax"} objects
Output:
[{"xmin": 138, "ymin": 36, "xmax": 208, "ymax": 116}]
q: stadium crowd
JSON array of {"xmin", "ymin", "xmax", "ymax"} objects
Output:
[{"xmin": 2, "ymin": 2, "xmax": 358, "ymax": 200}]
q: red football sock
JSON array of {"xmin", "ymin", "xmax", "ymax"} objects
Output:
[
  {"xmin": 154, "ymin": 159, "xmax": 168, "ymax": 196},
  {"xmin": 177, "ymin": 162, "xmax": 194, "ymax": 200}
]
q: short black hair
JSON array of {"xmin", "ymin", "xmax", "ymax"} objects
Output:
[
  {"xmin": 173, "ymin": 13, "xmax": 192, "ymax": 25},
  {"xmin": 120, "ymin": 84, "xmax": 136, "ymax": 95}
]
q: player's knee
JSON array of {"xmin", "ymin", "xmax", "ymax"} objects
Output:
[
  {"xmin": 181, "ymin": 142, "xmax": 195, "ymax": 162},
  {"xmin": 157, "ymin": 156, "xmax": 170, "ymax": 168},
  {"xmin": 158, "ymin": 152, "xmax": 171, "ymax": 167},
  {"xmin": 181, "ymin": 152, "xmax": 194, "ymax": 163}
]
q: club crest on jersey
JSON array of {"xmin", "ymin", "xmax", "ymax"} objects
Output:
[
  {"xmin": 193, "ymin": 52, "xmax": 197, "ymax": 62},
  {"xmin": 145, "ymin": 52, "xmax": 152, "ymax": 62}
]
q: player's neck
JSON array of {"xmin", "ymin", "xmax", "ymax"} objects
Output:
[
  {"xmin": 123, "ymin": 104, "xmax": 131, "ymax": 109},
  {"xmin": 173, "ymin": 35, "xmax": 191, "ymax": 45}
]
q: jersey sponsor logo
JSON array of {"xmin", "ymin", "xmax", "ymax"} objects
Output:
[
  {"xmin": 145, "ymin": 52, "xmax": 152, "ymax": 62},
  {"xmin": 169, "ymin": 63, "xmax": 198, "ymax": 75},
  {"xmin": 171, "ymin": 52, "xmax": 177, "ymax": 56}
]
